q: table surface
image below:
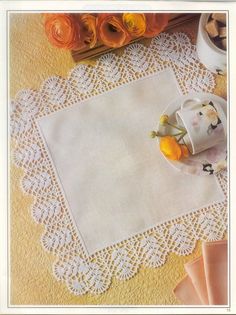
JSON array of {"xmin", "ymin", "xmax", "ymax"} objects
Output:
[{"xmin": 10, "ymin": 13, "xmax": 227, "ymax": 305}]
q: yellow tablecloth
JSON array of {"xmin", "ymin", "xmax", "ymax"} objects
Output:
[{"xmin": 10, "ymin": 13, "xmax": 226, "ymax": 305}]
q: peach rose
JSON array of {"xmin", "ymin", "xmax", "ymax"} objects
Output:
[
  {"xmin": 122, "ymin": 13, "xmax": 146, "ymax": 37},
  {"xmin": 97, "ymin": 14, "xmax": 131, "ymax": 48},
  {"xmin": 80, "ymin": 14, "xmax": 97, "ymax": 48},
  {"xmin": 44, "ymin": 13, "xmax": 82, "ymax": 50},
  {"xmin": 144, "ymin": 13, "xmax": 169, "ymax": 38}
]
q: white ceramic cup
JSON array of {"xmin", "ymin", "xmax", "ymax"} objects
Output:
[
  {"xmin": 176, "ymin": 98, "xmax": 227, "ymax": 155},
  {"xmin": 196, "ymin": 13, "xmax": 227, "ymax": 74}
]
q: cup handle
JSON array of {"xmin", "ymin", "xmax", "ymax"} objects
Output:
[{"xmin": 181, "ymin": 97, "xmax": 202, "ymax": 110}]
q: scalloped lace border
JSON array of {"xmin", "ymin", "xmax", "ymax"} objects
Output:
[{"xmin": 10, "ymin": 32, "xmax": 227, "ymax": 296}]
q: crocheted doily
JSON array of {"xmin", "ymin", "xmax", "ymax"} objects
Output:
[{"xmin": 11, "ymin": 32, "xmax": 227, "ymax": 296}]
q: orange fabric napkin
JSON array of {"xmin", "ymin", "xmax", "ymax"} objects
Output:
[
  {"xmin": 173, "ymin": 240, "xmax": 228, "ymax": 305},
  {"xmin": 202, "ymin": 240, "xmax": 228, "ymax": 305},
  {"xmin": 185, "ymin": 256, "xmax": 209, "ymax": 304},
  {"xmin": 173, "ymin": 275, "xmax": 202, "ymax": 305}
]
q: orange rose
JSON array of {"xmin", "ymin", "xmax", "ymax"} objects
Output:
[
  {"xmin": 144, "ymin": 13, "xmax": 169, "ymax": 38},
  {"xmin": 160, "ymin": 136, "xmax": 182, "ymax": 161},
  {"xmin": 97, "ymin": 14, "xmax": 131, "ymax": 48},
  {"xmin": 80, "ymin": 14, "xmax": 97, "ymax": 48},
  {"xmin": 44, "ymin": 13, "xmax": 82, "ymax": 50},
  {"xmin": 42, "ymin": 13, "xmax": 56, "ymax": 20},
  {"xmin": 122, "ymin": 13, "xmax": 146, "ymax": 37},
  {"xmin": 160, "ymin": 136, "xmax": 190, "ymax": 160},
  {"xmin": 180, "ymin": 144, "xmax": 189, "ymax": 158}
]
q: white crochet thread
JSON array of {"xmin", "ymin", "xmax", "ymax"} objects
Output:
[{"xmin": 11, "ymin": 32, "xmax": 227, "ymax": 296}]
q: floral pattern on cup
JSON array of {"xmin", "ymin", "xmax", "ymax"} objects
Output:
[
  {"xmin": 192, "ymin": 101, "xmax": 223, "ymax": 136},
  {"xmin": 176, "ymin": 98, "xmax": 226, "ymax": 155}
]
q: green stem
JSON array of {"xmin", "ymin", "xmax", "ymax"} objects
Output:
[
  {"xmin": 166, "ymin": 122, "xmax": 186, "ymax": 132},
  {"xmin": 172, "ymin": 131, "xmax": 184, "ymax": 137},
  {"xmin": 154, "ymin": 131, "xmax": 185, "ymax": 139},
  {"xmin": 177, "ymin": 131, "xmax": 187, "ymax": 143}
]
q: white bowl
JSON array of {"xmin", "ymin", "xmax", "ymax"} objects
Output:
[{"xmin": 196, "ymin": 13, "xmax": 226, "ymax": 74}]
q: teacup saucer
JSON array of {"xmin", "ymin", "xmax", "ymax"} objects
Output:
[{"xmin": 158, "ymin": 92, "xmax": 227, "ymax": 176}]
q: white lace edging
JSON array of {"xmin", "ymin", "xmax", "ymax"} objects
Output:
[{"xmin": 11, "ymin": 32, "xmax": 227, "ymax": 296}]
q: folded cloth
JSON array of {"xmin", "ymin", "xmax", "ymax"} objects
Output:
[
  {"xmin": 185, "ymin": 256, "xmax": 209, "ymax": 304},
  {"xmin": 173, "ymin": 240, "xmax": 228, "ymax": 305},
  {"xmin": 202, "ymin": 240, "xmax": 228, "ymax": 305},
  {"xmin": 173, "ymin": 275, "xmax": 202, "ymax": 305}
]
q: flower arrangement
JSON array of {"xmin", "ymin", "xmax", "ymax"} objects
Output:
[
  {"xmin": 43, "ymin": 13, "xmax": 169, "ymax": 50},
  {"xmin": 150, "ymin": 115, "xmax": 190, "ymax": 161}
]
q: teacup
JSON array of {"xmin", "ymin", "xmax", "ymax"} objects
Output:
[{"xmin": 176, "ymin": 98, "xmax": 227, "ymax": 155}]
